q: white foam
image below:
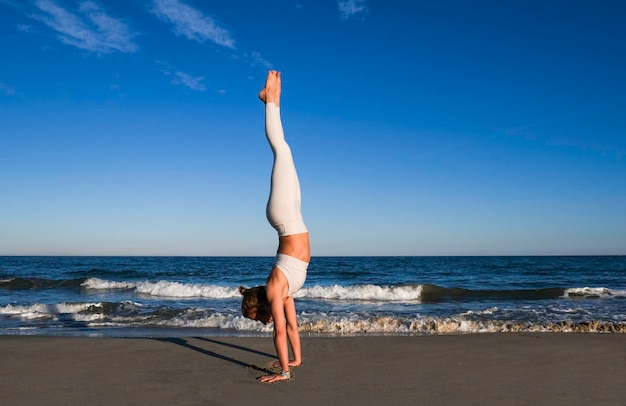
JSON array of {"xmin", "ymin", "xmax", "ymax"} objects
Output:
[
  {"xmin": 82, "ymin": 278, "xmax": 134, "ymax": 290},
  {"xmin": 82, "ymin": 278, "xmax": 240, "ymax": 298},
  {"xmin": 549, "ymin": 307, "xmax": 580, "ymax": 314},
  {"xmin": 80, "ymin": 280, "xmax": 448, "ymax": 302},
  {"xmin": 109, "ymin": 311, "xmax": 502, "ymax": 335},
  {"xmin": 87, "ymin": 312, "xmax": 274, "ymax": 332},
  {"xmin": 55, "ymin": 302, "xmax": 102, "ymax": 314},
  {"xmin": 134, "ymin": 281, "xmax": 237, "ymax": 298},
  {"xmin": 166, "ymin": 313, "xmax": 273, "ymax": 332},
  {"xmin": 563, "ymin": 287, "xmax": 626, "ymax": 299},
  {"xmin": 0, "ymin": 302, "xmax": 104, "ymax": 321},
  {"xmin": 1, "ymin": 304, "xmax": 52, "ymax": 319},
  {"xmin": 462, "ymin": 307, "xmax": 500, "ymax": 316},
  {"xmin": 73, "ymin": 313, "xmax": 107, "ymax": 322},
  {"xmin": 297, "ymin": 284, "xmax": 423, "ymax": 302},
  {"xmin": 74, "ymin": 309, "xmax": 626, "ymax": 334}
]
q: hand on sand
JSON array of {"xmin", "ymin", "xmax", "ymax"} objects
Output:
[{"xmin": 258, "ymin": 373, "xmax": 291, "ymax": 384}]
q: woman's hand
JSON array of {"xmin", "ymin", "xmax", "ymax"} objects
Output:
[{"xmin": 258, "ymin": 372, "xmax": 291, "ymax": 383}]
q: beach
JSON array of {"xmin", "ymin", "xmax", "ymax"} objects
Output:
[{"xmin": 2, "ymin": 333, "xmax": 625, "ymax": 405}]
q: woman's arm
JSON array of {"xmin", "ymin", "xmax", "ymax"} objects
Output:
[
  {"xmin": 258, "ymin": 269, "xmax": 291, "ymax": 383},
  {"xmin": 283, "ymin": 296, "xmax": 302, "ymax": 366},
  {"xmin": 270, "ymin": 290, "xmax": 290, "ymax": 371}
]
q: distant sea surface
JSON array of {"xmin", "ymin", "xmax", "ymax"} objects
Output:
[{"xmin": 1, "ymin": 256, "xmax": 625, "ymax": 337}]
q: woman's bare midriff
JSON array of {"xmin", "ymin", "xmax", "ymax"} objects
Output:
[{"xmin": 277, "ymin": 232, "xmax": 310, "ymax": 263}]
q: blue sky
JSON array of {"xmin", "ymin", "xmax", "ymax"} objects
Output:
[{"xmin": 1, "ymin": 0, "xmax": 625, "ymax": 256}]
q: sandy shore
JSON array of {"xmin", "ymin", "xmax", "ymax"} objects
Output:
[{"xmin": 2, "ymin": 333, "xmax": 625, "ymax": 405}]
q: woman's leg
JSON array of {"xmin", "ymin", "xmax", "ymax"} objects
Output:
[
  {"xmin": 265, "ymin": 103, "xmax": 304, "ymax": 232},
  {"xmin": 263, "ymin": 74, "xmax": 307, "ymax": 236}
]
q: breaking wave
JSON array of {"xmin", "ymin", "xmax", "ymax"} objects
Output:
[
  {"xmin": 81, "ymin": 278, "xmax": 626, "ymax": 302},
  {"xmin": 82, "ymin": 278, "xmax": 240, "ymax": 298},
  {"xmin": 2, "ymin": 301, "xmax": 625, "ymax": 335}
]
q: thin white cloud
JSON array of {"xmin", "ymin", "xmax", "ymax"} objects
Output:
[
  {"xmin": 151, "ymin": 0, "xmax": 235, "ymax": 49},
  {"xmin": 249, "ymin": 51, "xmax": 273, "ymax": 69},
  {"xmin": 158, "ymin": 62, "xmax": 206, "ymax": 91},
  {"xmin": 15, "ymin": 24, "xmax": 32, "ymax": 32},
  {"xmin": 171, "ymin": 70, "xmax": 206, "ymax": 91},
  {"xmin": 338, "ymin": 0, "xmax": 368, "ymax": 20},
  {"xmin": 31, "ymin": 0, "xmax": 138, "ymax": 54}
]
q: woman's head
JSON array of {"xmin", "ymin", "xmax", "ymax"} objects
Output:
[{"xmin": 239, "ymin": 286, "xmax": 272, "ymax": 324}]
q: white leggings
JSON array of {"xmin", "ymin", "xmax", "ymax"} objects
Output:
[{"xmin": 265, "ymin": 103, "xmax": 308, "ymax": 236}]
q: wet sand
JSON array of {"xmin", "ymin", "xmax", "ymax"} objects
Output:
[{"xmin": 2, "ymin": 333, "xmax": 625, "ymax": 405}]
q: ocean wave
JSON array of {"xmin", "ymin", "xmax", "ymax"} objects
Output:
[
  {"xmin": 416, "ymin": 285, "xmax": 626, "ymax": 303},
  {"xmin": 297, "ymin": 316, "xmax": 626, "ymax": 334},
  {"xmin": 81, "ymin": 278, "xmax": 626, "ymax": 303},
  {"xmin": 419, "ymin": 284, "xmax": 569, "ymax": 302},
  {"xmin": 0, "ymin": 302, "xmax": 102, "ymax": 321},
  {"xmin": 6, "ymin": 274, "xmax": 624, "ymax": 304},
  {"xmin": 82, "ymin": 278, "xmax": 240, "ymax": 298},
  {"xmin": 82, "ymin": 278, "xmax": 424, "ymax": 301},
  {"xmin": 0, "ymin": 301, "xmax": 142, "ymax": 321},
  {"xmin": 0, "ymin": 277, "xmax": 85, "ymax": 290},
  {"xmin": 301, "ymin": 284, "xmax": 626, "ymax": 303},
  {"xmin": 563, "ymin": 287, "xmax": 626, "ymax": 299},
  {"xmin": 89, "ymin": 313, "xmax": 626, "ymax": 334},
  {"xmin": 297, "ymin": 284, "xmax": 422, "ymax": 301},
  {"xmin": 91, "ymin": 313, "xmax": 275, "ymax": 333},
  {"xmin": 3, "ymin": 301, "xmax": 626, "ymax": 334}
]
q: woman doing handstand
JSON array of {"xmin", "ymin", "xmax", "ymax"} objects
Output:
[{"xmin": 239, "ymin": 70, "xmax": 310, "ymax": 384}]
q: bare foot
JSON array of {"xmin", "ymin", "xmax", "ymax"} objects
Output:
[
  {"xmin": 274, "ymin": 71, "xmax": 281, "ymax": 107},
  {"xmin": 258, "ymin": 70, "xmax": 280, "ymax": 106}
]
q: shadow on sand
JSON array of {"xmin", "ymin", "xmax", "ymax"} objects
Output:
[{"xmin": 154, "ymin": 337, "xmax": 274, "ymax": 373}]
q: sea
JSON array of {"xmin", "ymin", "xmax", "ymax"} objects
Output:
[{"xmin": 1, "ymin": 256, "xmax": 625, "ymax": 337}]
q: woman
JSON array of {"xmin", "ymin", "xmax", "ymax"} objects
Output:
[{"xmin": 239, "ymin": 70, "xmax": 310, "ymax": 384}]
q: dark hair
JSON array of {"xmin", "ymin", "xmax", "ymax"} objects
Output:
[{"xmin": 239, "ymin": 286, "xmax": 269, "ymax": 317}]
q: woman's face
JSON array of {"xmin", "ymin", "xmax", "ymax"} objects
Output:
[{"xmin": 247, "ymin": 307, "xmax": 273, "ymax": 325}]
